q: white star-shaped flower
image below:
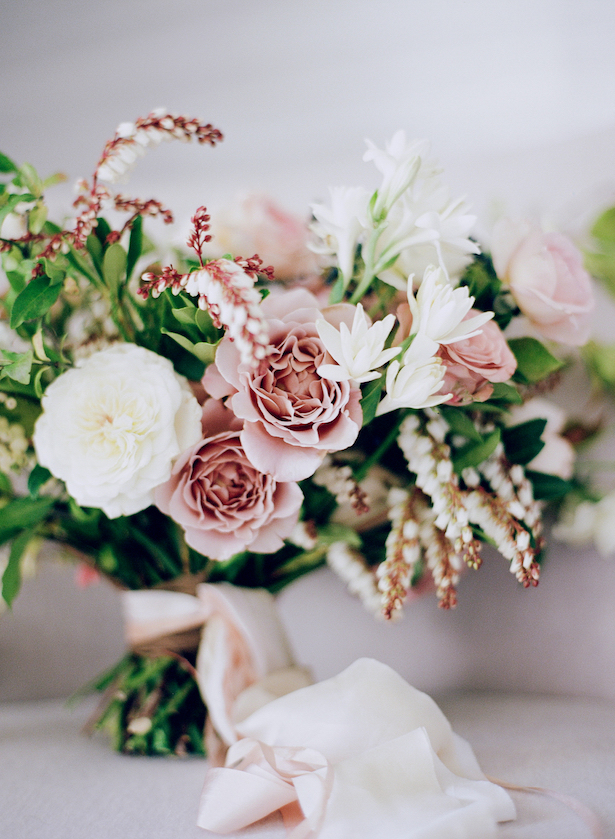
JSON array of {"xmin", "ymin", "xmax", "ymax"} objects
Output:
[
  {"xmin": 408, "ymin": 265, "xmax": 492, "ymax": 345},
  {"xmin": 316, "ymin": 304, "xmax": 400, "ymax": 384},
  {"xmin": 376, "ymin": 333, "xmax": 449, "ymax": 415}
]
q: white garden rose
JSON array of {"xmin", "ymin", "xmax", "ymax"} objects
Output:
[{"xmin": 33, "ymin": 344, "xmax": 202, "ymax": 518}]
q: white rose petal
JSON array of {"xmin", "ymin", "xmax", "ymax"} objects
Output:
[{"xmin": 33, "ymin": 344, "xmax": 202, "ymax": 518}]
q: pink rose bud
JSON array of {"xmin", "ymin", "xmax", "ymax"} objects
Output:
[
  {"xmin": 491, "ymin": 219, "xmax": 595, "ymax": 346},
  {"xmin": 439, "ymin": 314, "xmax": 517, "ymax": 405}
]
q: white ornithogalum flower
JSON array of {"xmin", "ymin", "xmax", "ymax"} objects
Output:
[
  {"xmin": 376, "ymin": 333, "xmax": 449, "ymax": 415},
  {"xmin": 408, "ymin": 265, "xmax": 493, "ymax": 345},
  {"xmin": 375, "ymin": 189, "xmax": 479, "ymax": 288},
  {"xmin": 309, "ymin": 186, "xmax": 370, "ymax": 282},
  {"xmin": 316, "ymin": 304, "xmax": 400, "ymax": 383},
  {"xmin": 363, "ymin": 132, "xmax": 428, "ymax": 219}
]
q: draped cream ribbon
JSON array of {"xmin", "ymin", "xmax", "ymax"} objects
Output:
[{"xmin": 123, "ymin": 588, "xmax": 602, "ymax": 839}]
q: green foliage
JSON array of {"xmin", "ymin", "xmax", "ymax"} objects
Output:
[
  {"xmin": 452, "ymin": 428, "xmax": 501, "ymax": 473},
  {"xmin": 501, "ymin": 419, "xmax": 546, "ymax": 465},
  {"xmin": 10, "ymin": 274, "xmax": 63, "ymax": 329},
  {"xmin": 89, "ymin": 654, "xmax": 206, "ymax": 756},
  {"xmin": 440, "ymin": 406, "xmax": 483, "ymax": 442},
  {"xmin": 0, "ymin": 349, "xmax": 33, "ymax": 384},
  {"xmin": 526, "ymin": 470, "xmax": 575, "ymax": 501},
  {"xmin": 582, "ymin": 340, "xmax": 615, "ymax": 391},
  {"xmin": 360, "ymin": 377, "xmax": 384, "ymax": 426},
  {"xmin": 586, "ymin": 206, "xmax": 615, "ymax": 297},
  {"xmin": 459, "ymin": 253, "xmax": 519, "ymax": 329},
  {"xmin": 509, "ymin": 337, "xmax": 564, "ymax": 384}
]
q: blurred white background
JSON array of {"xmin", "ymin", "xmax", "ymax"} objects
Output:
[{"xmin": 2, "ymin": 0, "xmax": 615, "ymax": 701}]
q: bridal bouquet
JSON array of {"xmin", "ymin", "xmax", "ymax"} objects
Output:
[{"xmin": 0, "ymin": 111, "xmax": 596, "ymax": 755}]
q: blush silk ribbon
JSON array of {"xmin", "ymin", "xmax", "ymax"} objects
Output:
[{"xmin": 196, "ymin": 658, "xmax": 517, "ymax": 839}]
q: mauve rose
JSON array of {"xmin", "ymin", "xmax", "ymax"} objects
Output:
[
  {"xmin": 491, "ymin": 219, "xmax": 595, "ymax": 346},
  {"xmin": 155, "ymin": 400, "xmax": 303, "ymax": 560},
  {"xmin": 438, "ymin": 314, "xmax": 517, "ymax": 405},
  {"xmin": 204, "ymin": 289, "xmax": 363, "ymax": 482}
]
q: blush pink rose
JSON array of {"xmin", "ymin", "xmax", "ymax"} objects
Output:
[
  {"xmin": 438, "ymin": 313, "xmax": 517, "ymax": 405},
  {"xmin": 154, "ymin": 400, "xmax": 303, "ymax": 560},
  {"xmin": 491, "ymin": 219, "xmax": 595, "ymax": 346},
  {"xmin": 204, "ymin": 289, "xmax": 363, "ymax": 482},
  {"xmin": 205, "ymin": 194, "xmax": 319, "ymax": 281}
]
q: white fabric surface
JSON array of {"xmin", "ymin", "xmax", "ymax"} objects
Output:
[{"xmin": 0, "ymin": 691, "xmax": 613, "ymax": 839}]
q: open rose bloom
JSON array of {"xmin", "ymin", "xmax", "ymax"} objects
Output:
[{"xmin": 155, "ymin": 399, "xmax": 303, "ymax": 559}]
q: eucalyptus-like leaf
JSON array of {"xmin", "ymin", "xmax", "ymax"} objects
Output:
[{"xmin": 126, "ymin": 215, "xmax": 143, "ymax": 279}]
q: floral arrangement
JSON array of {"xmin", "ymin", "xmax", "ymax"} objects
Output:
[{"xmin": 0, "ymin": 110, "xmax": 598, "ymax": 755}]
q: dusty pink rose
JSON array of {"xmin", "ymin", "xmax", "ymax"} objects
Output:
[
  {"xmin": 204, "ymin": 289, "xmax": 363, "ymax": 482},
  {"xmin": 438, "ymin": 313, "xmax": 517, "ymax": 405},
  {"xmin": 154, "ymin": 400, "xmax": 303, "ymax": 560},
  {"xmin": 491, "ymin": 219, "xmax": 595, "ymax": 346}
]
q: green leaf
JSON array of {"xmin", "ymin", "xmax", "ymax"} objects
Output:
[
  {"xmin": 501, "ymin": 419, "xmax": 547, "ymax": 465},
  {"xmin": 160, "ymin": 329, "xmax": 218, "ymax": 364},
  {"xmin": 27, "ymin": 202, "xmax": 48, "ymax": 235},
  {"xmin": 42, "ymin": 257, "xmax": 66, "ymax": 286},
  {"xmin": 86, "ymin": 233, "xmax": 103, "ymax": 273},
  {"xmin": 509, "ymin": 337, "xmax": 564, "ymax": 384},
  {"xmin": 0, "ymin": 349, "xmax": 33, "ymax": 385},
  {"xmin": 0, "ymin": 192, "xmax": 35, "ymax": 230},
  {"xmin": 28, "ymin": 464, "xmax": 52, "ymax": 497},
  {"xmin": 171, "ymin": 306, "xmax": 198, "ymax": 327},
  {"xmin": 440, "ymin": 406, "xmax": 483, "ymax": 442},
  {"xmin": 317, "ymin": 523, "xmax": 363, "ymax": 549},
  {"xmin": 0, "ymin": 472, "xmax": 12, "ymax": 494},
  {"xmin": 0, "ymin": 152, "xmax": 18, "ymax": 174},
  {"xmin": 1, "ymin": 530, "xmax": 32, "ymax": 607},
  {"xmin": 18, "ymin": 163, "xmax": 43, "ymax": 198},
  {"xmin": 488, "ymin": 382, "xmax": 524, "ymax": 405},
  {"xmin": 103, "ymin": 242, "xmax": 127, "ymax": 292},
  {"xmin": 0, "ymin": 496, "xmax": 54, "ymax": 544},
  {"xmin": 453, "ymin": 428, "xmax": 501, "ymax": 472},
  {"xmin": 33, "ymin": 365, "xmax": 48, "ymax": 398},
  {"xmin": 67, "ymin": 245, "xmax": 103, "ymax": 287},
  {"xmin": 10, "ymin": 275, "xmax": 62, "ymax": 328},
  {"xmin": 360, "ymin": 377, "xmax": 383, "ymax": 426},
  {"xmin": 94, "ymin": 217, "xmax": 112, "ymax": 247},
  {"xmin": 526, "ymin": 470, "xmax": 575, "ymax": 501},
  {"xmin": 591, "ymin": 207, "xmax": 615, "ymax": 245},
  {"xmin": 126, "ymin": 215, "xmax": 143, "ymax": 279},
  {"xmin": 195, "ymin": 308, "xmax": 216, "ymax": 338}
]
